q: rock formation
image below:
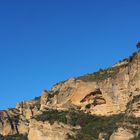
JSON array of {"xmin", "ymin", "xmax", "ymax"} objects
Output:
[{"xmin": 1, "ymin": 51, "xmax": 140, "ymax": 139}]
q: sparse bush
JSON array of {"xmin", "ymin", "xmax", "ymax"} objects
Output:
[
  {"xmin": 34, "ymin": 109, "xmax": 67, "ymax": 124},
  {"xmin": 126, "ymin": 95, "xmax": 140, "ymax": 108},
  {"xmin": 34, "ymin": 96, "xmax": 41, "ymax": 101},
  {"xmin": 76, "ymin": 66, "xmax": 121, "ymax": 82},
  {"xmin": 136, "ymin": 129, "xmax": 140, "ymax": 140}
]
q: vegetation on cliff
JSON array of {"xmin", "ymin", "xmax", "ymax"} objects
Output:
[
  {"xmin": 76, "ymin": 51, "xmax": 138, "ymax": 83},
  {"xmin": 34, "ymin": 109, "xmax": 124, "ymax": 139},
  {"xmin": 77, "ymin": 65, "xmax": 124, "ymax": 82},
  {"xmin": 1, "ymin": 51, "xmax": 140, "ymax": 139}
]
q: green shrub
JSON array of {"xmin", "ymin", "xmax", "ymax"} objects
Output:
[
  {"xmin": 35, "ymin": 109, "xmax": 67, "ymax": 124},
  {"xmin": 126, "ymin": 95, "xmax": 140, "ymax": 108}
]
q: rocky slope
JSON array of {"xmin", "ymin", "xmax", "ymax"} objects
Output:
[{"xmin": 1, "ymin": 51, "xmax": 140, "ymax": 140}]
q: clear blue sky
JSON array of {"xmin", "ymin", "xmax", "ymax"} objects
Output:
[{"xmin": 0, "ymin": 0, "xmax": 140, "ymax": 109}]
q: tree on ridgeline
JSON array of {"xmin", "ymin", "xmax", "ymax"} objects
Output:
[{"xmin": 136, "ymin": 42, "xmax": 140, "ymax": 49}]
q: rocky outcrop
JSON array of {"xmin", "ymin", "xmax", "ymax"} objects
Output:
[
  {"xmin": 37, "ymin": 52, "xmax": 140, "ymax": 117},
  {"xmin": 1, "ymin": 51, "xmax": 140, "ymax": 139},
  {"xmin": 28, "ymin": 120, "xmax": 76, "ymax": 140},
  {"xmin": 0, "ymin": 108, "xmax": 29, "ymax": 136},
  {"xmin": 110, "ymin": 127, "xmax": 135, "ymax": 140},
  {"xmin": 40, "ymin": 90, "xmax": 49, "ymax": 110}
]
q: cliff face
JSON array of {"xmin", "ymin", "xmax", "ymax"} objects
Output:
[
  {"xmin": 40, "ymin": 52, "xmax": 139, "ymax": 117},
  {"xmin": 1, "ymin": 52, "xmax": 140, "ymax": 140}
]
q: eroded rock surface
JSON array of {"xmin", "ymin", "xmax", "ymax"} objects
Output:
[
  {"xmin": 28, "ymin": 120, "xmax": 76, "ymax": 140},
  {"xmin": 1, "ymin": 52, "xmax": 140, "ymax": 139},
  {"xmin": 110, "ymin": 128, "xmax": 135, "ymax": 140}
]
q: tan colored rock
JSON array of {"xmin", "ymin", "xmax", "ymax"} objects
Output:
[
  {"xmin": 99, "ymin": 132, "xmax": 109, "ymax": 140},
  {"xmin": 25, "ymin": 108, "xmax": 33, "ymax": 120},
  {"xmin": 40, "ymin": 90, "xmax": 49, "ymax": 110},
  {"xmin": 0, "ymin": 109, "xmax": 29, "ymax": 136},
  {"xmin": 2, "ymin": 119, "xmax": 13, "ymax": 136},
  {"xmin": 28, "ymin": 120, "xmax": 76, "ymax": 140},
  {"xmin": 70, "ymin": 82, "xmax": 97, "ymax": 105},
  {"xmin": 17, "ymin": 121, "xmax": 29, "ymax": 134},
  {"xmin": 1, "ymin": 52, "xmax": 140, "ymax": 138},
  {"xmin": 110, "ymin": 128, "xmax": 135, "ymax": 140},
  {"xmin": 41, "ymin": 58, "xmax": 133, "ymax": 116},
  {"xmin": 44, "ymin": 71, "xmax": 130, "ymax": 116}
]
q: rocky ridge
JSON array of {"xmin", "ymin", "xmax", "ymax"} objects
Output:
[{"xmin": 0, "ymin": 51, "xmax": 140, "ymax": 140}]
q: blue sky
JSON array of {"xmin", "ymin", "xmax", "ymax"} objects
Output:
[{"xmin": 0, "ymin": 0, "xmax": 140, "ymax": 109}]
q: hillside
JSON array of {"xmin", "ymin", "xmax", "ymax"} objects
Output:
[{"xmin": 0, "ymin": 51, "xmax": 140, "ymax": 140}]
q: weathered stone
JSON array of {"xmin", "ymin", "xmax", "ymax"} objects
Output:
[
  {"xmin": 1, "ymin": 52, "xmax": 140, "ymax": 139},
  {"xmin": 110, "ymin": 128, "xmax": 135, "ymax": 140},
  {"xmin": 28, "ymin": 120, "xmax": 76, "ymax": 140}
]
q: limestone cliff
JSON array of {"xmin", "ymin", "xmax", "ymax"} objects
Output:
[{"xmin": 1, "ymin": 51, "xmax": 140, "ymax": 140}]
